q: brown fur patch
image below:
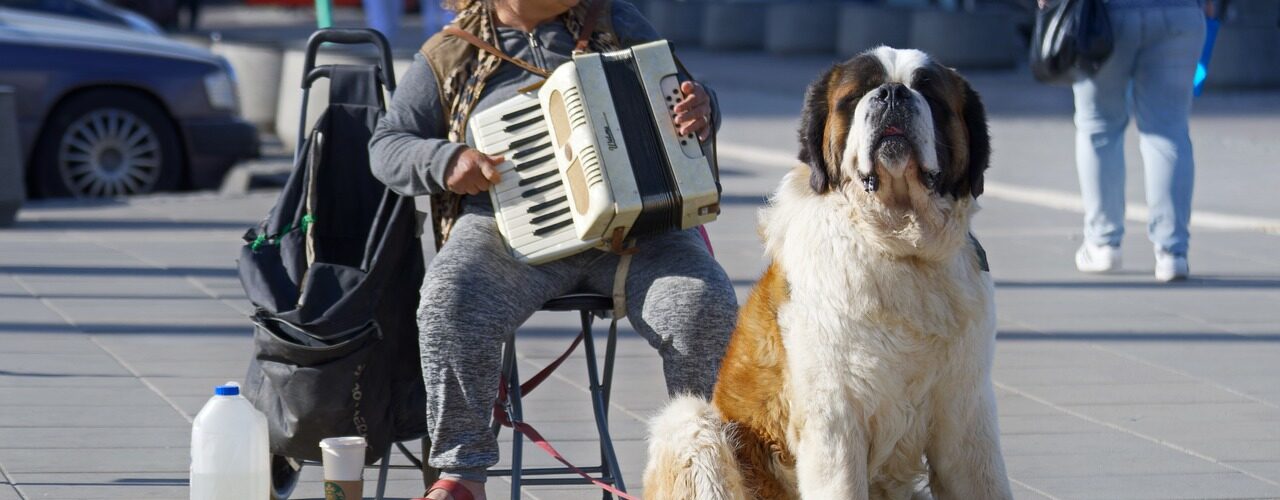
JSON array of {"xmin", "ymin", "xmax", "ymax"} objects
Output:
[{"xmin": 712, "ymin": 263, "xmax": 797, "ymax": 499}]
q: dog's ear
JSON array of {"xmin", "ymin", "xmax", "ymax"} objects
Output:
[
  {"xmin": 958, "ymin": 82, "xmax": 990, "ymax": 198},
  {"xmin": 799, "ymin": 66, "xmax": 836, "ymax": 194}
]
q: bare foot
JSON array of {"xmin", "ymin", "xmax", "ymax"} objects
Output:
[{"xmin": 425, "ymin": 479, "xmax": 486, "ymax": 500}]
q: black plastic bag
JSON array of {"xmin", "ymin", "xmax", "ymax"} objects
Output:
[
  {"xmin": 1030, "ymin": 0, "xmax": 1115, "ymax": 84},
  {"xmin": 238, "ymin": 65, "xmax": 426, "ymax": 464}
]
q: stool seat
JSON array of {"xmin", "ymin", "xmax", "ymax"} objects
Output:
[{"xmin": 541, "ymin": 292, "xmax": 613, "ymax": 312}]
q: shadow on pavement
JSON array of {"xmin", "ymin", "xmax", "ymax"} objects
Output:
[
  {"xmin": 13, "ymin": 219, "xmax": 252, "ymax": 231},
  {"xmin": 0, "ymin": 265, "xmax": 237, "ymax": 278},
  {"xmin": 0, "ymin": 322, "xmax": 250, "ymax": 335},
  {"xmin": 997, "ymin": 331, "xmax": 1280, "ymax": 342},
  {"xmin": 997, "ymin": 276, "xmax": 1280, "ymax": 289}
]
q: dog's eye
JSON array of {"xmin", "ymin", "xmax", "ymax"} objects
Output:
[{"xmin": 839, "ymin": 93, "xmax": 863, "ymax": 108}]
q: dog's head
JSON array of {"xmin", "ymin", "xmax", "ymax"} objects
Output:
[{"xmin": 795, "ymin": 47, "xmax": 989, "ymax": 255}]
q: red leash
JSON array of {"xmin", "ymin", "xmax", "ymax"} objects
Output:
[{"xmin": 492, "ymin": 332, "xmax": 640, "ymax": 500}]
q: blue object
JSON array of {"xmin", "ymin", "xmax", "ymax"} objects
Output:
[
  {"xmin": 421, "ymin": 0, "xmax": 454, "ymax": 37},
  {"xmin": 362, "ymin": 0, "xmax": 401, "ymax": 40},
  {"xmin": 1194, "ymin": 17, "xmax": 1220, "ymax": 96},
  {"xmin": 215, "ymin": 384, "xmax": 240, "ymax": 396}
]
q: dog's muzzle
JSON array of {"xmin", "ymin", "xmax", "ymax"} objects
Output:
[{"xmin": 860, "ymin": 83, "xmax": 935, "ymax": 193}]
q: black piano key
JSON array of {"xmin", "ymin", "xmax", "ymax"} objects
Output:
[
  {"xmin": 513, "ymin": 141, "xmax": 551, "ymax": 159},
  {"xmin": 518, "ymin": 170, "xmax": 558, "ymax": 187},
  {"xmin": 530, "ymin": 207, "xmax": 571, "ymax": 225},
  {"xmin": 532, "ymin": 218, "xmax": 574, "ymax": 236},
  {"xmin": 509, "ymin": 131, "xmax": 549, "ymax": 150},
  {"xmin": 504, "ymin": 116, "xmax": 541, "ymax": 133},
  {"xmin": 520, "ymin": 182, "xmax": 559, "ymax": 198},
  {"xmin": 527, "ymin": 196, "xmax": 568, "ymax": 214},
  {"xmin": 500, "ymin": 103, "xmax": 541, "ymax": 121},
  {"xmin": 513, "ymin": 154, "xmax": 554, "ymax": 172}
]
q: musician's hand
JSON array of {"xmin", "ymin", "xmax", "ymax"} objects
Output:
[
  {"xmin": 673, "ymin": 81, "xmax": 713, "ymax": 142},
  {"xmin": 444, "ymin": 148, "xmax": 504, "ymax": 195}
]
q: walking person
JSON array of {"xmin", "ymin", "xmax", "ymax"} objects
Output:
[
  {"xmin": 368, "ymin": 0, "xmax": 737, "ymax": 498},
  {"xmin": 1043, "ymin": 0, "xmax": 1209, "ymax": 281}
]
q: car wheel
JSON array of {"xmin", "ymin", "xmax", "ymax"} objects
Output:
[{"xmin": 33, "ymin": 89, "xmax": 183, "ymax": 198}]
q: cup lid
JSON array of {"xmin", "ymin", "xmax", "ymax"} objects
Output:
[{"xmin": 319, "ymin": 436, "xmax": 367, "ymax": 449}]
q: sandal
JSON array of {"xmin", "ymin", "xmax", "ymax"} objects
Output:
[{"xmin": 415, "ymin": 478, "xmax": 477, "ymax": 500}]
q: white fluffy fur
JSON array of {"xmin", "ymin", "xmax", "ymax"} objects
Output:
[
  {"xmin": 761, "ymin": 168, "xmax": 1010, "ymax": 499},
  {"xmin": 849, "ymin": 47, "xmax": 941, "ymax": 179},
  {"xmin": 644, "ymin": 47, "xmax": 1011, "ymax": 499},
  {"xmin": 643, "ymin": 395, "xmax": 748, "ymax": 500}
]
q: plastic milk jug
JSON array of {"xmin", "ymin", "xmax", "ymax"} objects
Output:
[{"xmin": 190, "ymin": 382, "xmax": 270, "ymax": 500}]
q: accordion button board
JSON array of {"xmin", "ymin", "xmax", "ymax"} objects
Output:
[{"xmin": 469, "ymin": 40, "xmax": 721, "ymax": 265}]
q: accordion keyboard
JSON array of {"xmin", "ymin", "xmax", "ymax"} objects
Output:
[{"xmin": 471, "ymin": 93, "xmax": 596, "ymax": 264}]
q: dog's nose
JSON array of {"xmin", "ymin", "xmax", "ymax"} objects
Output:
[{"xmin": 875, "ymin": 83, "xmax": 910, "ymax": 104}]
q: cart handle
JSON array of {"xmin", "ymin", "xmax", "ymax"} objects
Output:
[{"xmin": 302, "ymin": 28, "xmax": 397, "ymax": 92}]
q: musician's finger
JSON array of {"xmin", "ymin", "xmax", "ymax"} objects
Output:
[
  {"xmin": 679, "ymin": 117, "xmax": 706, "ymax": 137},
  {"xmin": 479, "ymin": 157, "xmax": 503, "ymax": 184},
  {"xmin": 675, "ymin": 104, "xmax": 711, "ymax": 125},
  {"xmin": 674, "ymin": 93, "xmax": 708, "ymax": 114}
]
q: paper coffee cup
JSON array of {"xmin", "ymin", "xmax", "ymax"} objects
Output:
[{"xmin": 320, "ymin": 436, "xmax": 366, "ymax": 500}]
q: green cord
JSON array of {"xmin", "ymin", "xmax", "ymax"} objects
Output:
[{"xmin": 249, "ymin": 214, "xmax": 315, "ymax": 252}]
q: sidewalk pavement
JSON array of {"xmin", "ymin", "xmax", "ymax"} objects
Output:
[{"xmin": 2, "ymin": 20, "xmax": 1280, "ymax": 500}]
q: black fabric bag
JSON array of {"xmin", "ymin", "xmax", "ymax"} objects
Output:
[
  {"xmin": 1030, "ymin": 0, "xmax": 1115, "ymax": 84},
  {"xmin": 238, "ymin": 65, "xmax": 426, "ymax": 464}
]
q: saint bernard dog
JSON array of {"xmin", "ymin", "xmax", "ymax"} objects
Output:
[{"xmin": 642, "ymin": 47, "xmax": 1012, "ymax": 499}]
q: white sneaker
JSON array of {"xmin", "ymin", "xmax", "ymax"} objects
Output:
[
  {"xmin": 1155, "ymin": 250, "xmax": 1189, "ymax": 282},
  {"xmin": 1075, "ymin": 243, "xmax": 1121, "ymax": 273}
]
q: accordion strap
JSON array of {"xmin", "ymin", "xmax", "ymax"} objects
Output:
[{"xmin": 443, "ymin": 25, "xmax": 551, "ymax": 79}]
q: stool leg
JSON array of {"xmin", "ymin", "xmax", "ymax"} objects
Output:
[
  {"xmin": 376, "ymin": 444, "xmax": 391, "ymax": 500},
  {"xmin": 580, "ymin": 310, "xmax": 626, "ymax": 497},
  {"xmin": 505, "ymin": 336, "xmax": 525, "ymax": 500},
  {"xmin": 493, "ymin": 340, "xmax": 514, "ymax": 439}
]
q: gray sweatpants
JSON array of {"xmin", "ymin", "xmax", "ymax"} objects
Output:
[{"xmin": 417, "ymin": 203, "xmax": 738, "ymax": 478}]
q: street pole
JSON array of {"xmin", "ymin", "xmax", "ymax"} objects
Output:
[{"xmin": 315, "ymin": 0, "xmax": 333, "ymax": 28}]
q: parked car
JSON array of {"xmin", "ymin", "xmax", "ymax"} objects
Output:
[
  {"xmin": 0, "ymin": 0, "xmax": 163, "ymax": 34},
  {"xmin": 0, "ymin": 8, "xmax": 258, "ymax": 198}
]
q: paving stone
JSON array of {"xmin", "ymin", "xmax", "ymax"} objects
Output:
[
  {"xmin": 0, "ymin": 353, "xmax": 132, "ymax": 378},
  {"xmin": 0, "ymin": 374, "xmax": 138, "ymax": 389},
  {"xmin": 0, "ymin": 405, "xmax": 187, "ymax": 429},
  {"xmin": 1027, "ymin": 472, "xmax": 1280, "ymax": 499},
  {"xmin": 15, "ymin": 275, "xmax": 207, "ymax": 299},
  {"xmin": 0, "ymin": 448, "xmax": 190, "ymax": 474},
  {"xmin": 42, "ymin": 297, "xmax": 245, "ymax": 327},
  {"xmin": 1015, "ymin": 382, "xmax": 1256, "ymax": 406},
  {"xmin": 6, "ymin": 472, "xmax": 188, "ymax": 499},
  {"xmin": 1006, "ymin": 448, "xmax": 1230, "ymax": 479},
  {"xmin": 0, "ymin": 332, "xmax": 101, "ymax": 354},
  {"xmin": 0, "ymin": 386, "xmax": 168, "ymax": 408},
  {"xmin": 0, "ymin": 427, "xmax": 189, "ymax": 450}
]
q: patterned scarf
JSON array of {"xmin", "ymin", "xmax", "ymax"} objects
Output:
[{"xmin": 425, "ymin": 0, "xmax": 620, "ymax": 248}]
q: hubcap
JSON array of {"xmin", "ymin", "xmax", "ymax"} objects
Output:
[{"xmin": 58, "ymin": 109, "xmax": 162, "ymax": 197}]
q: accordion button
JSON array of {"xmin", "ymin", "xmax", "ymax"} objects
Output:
[{"xmin": 562, "ymin": 143, "xmax": 574, "ymax": 162}]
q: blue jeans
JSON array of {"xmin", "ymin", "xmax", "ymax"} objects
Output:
[{"xmin": 1073, "ymin": 5, "xmax": 1205, "ymax": 256}]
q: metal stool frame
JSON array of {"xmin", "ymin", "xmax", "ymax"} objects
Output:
[{"xmin": 365, "ymin": 293, "xmax": 627, "ymax": 500}]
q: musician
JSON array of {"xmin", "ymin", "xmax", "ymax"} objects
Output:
[{"xmin": 368, "ymin": 0, "xmax": 736, "ymax": 498}]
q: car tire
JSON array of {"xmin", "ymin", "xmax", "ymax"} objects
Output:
[{"xmin": 33, "ymin": 89, "xmax": 183, "ymax": 198}]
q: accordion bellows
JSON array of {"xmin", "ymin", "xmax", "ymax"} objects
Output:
[{"xmin": 470, "ymin": 40, "xmax": 720, "ymax": 265}]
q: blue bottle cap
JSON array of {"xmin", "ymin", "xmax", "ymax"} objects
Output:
[{"xmin": 215, "ymin": 384, "xmax": 240, "ymax": 396}]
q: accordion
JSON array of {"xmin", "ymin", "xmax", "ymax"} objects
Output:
[{"xmin": 469, "ymin": 40, "xmax": 720, "ymax": 265}]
